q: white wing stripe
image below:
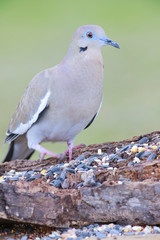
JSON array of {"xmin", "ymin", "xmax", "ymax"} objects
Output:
[{"xmin": 14, "ymin": 90, "xmax": 51, "ymax": 135}]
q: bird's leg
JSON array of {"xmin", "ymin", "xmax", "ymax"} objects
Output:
[
  {"xmin": 31, "ymin": 144, "xmax": 60, "ymax": 161},
  {"xmin": 61, "ymin": 142, "xmax": 85, "ymax": 161},
  {"xmin": 68, "ymin": 140, "xmax": 73, "ymax": 161},
  {"xmin": 60, "ymin": 140, "xmax": 73, "ymax": 161}
]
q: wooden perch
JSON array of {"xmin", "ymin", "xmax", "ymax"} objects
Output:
[{"xmin": 0, "ymin": 131, "xmax": 160, "ymax": 227}]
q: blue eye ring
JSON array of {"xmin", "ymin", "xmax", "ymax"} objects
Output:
[{"xmin": 86, "ymin": 31, "xmax": 93, "ymax": 38}]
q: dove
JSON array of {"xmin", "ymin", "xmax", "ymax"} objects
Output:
[{"xmin": 3, "ymin": 25, "xmax": 119, "ymax": 162}]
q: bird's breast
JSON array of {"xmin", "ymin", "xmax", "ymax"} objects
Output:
[
  {"xmin": 57, "ymin": 56, "xmax": 103, "ymax": 121},
  {"xmin": 39, "ymin": 55, "xmax": 104, "ymax": 142}
]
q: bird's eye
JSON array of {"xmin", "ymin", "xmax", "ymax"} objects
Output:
[{"xmin": 86, "ymin": 32, "xmax": 93, "ymax": 38}]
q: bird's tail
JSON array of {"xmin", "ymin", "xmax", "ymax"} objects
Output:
[{"xmin": 2, "ymin": 135, "xmax": 34, "ymax": 162}]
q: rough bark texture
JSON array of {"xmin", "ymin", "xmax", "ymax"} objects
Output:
[{"xmin": 0, "ymin": 131, "xmax": 160, "ymax": 227}]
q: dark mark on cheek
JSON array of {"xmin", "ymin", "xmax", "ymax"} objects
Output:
[{"xmin": 79, "ymin": 46, "xmax": 88, "ymax": 53}]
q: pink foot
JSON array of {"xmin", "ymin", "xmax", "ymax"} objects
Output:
[
  {"xmin": 31, "ymin": 144, "xmax": 60, "ymax": 161},
  {"xmin": 61, "ymin": 142, "xmax": 85, "ymax": 161}
]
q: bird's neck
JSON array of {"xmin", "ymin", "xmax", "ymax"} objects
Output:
[
  {"xmin": 63, "ymin": 46, "xmax": 103, "ymax": 69},
  {"xmin": 60, "ymin": 47, "xmax": 104, "ymax": 94}
]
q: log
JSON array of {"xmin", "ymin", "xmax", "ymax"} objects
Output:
[
  {"xmin": 0, "ymin": 131, "xmax": 160, "ymax": 227},
  {"xmin": 0, "ymin": 179, "xmax": 160, "ymax": 227}
]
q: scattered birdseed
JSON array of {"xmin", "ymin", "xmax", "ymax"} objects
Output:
[
  {"xmin": 50, "ymin": 179, "xmax": 62, "ymax": 188},
  {"xmin": 128, "ymin": 161, "xmax": 134, "ymax": 166},
  {"xmin": 8, "ymin": 176, "xmax": 20, "ymax": 181},
  {"xmin": 117, "ymin": 158, "xmax": 127, "ymax": 163},
  {"xmin": 28, "ymin": 174, "xmax": 42, "ymax": 180},
  {"xmin": 66, "ymin": 168, "xmax": 76, "ymax": 174},
  {"xmin": 138, "ymin": 147, "xmax": 145, "ymax": 152},
  {"xmin": 118, "ymin": 181, "xmax": 123, "ymax": 184},
  {"xmin": 152, "ymin": 145, "xmax": 157, "ymax": 150},
  {"xmin": 119, "ymin": 178, "xmax": 131, "ymax": 182},
  {"xmin": 97, "ymin": 149, "xmax": 102, "ymax": 155},
  {"xmin": 118, "ymin": 144, "xmax": 131, "ymax": 153},
  {"xmin": 49, "ymin": 166, "xmax": 61, "ymax": 173},
  {"xmin": 46, "ymin": 171, "xmax": 53, "ymax": 179},
  {"xmin": 133, "ymin": 157, "xmax": 141, "ymax": 164},
  {"xmin": 21, "ymin": 235, "xmax": 28, "ymax": 240},
  {"xmin": 147, "ymin": 152, "xmax": 156, "ymax": 160},
  {"xmin": 140, "ymin": 151, "xmax": 151, "ymax": 158},
  {"xmin": 131, "ymin": 145, "xmax": 138, "ymax": 153},
  {"xmin": 138, "ymin": 136, "xmax": 149, "ymax": 144},
  {"xmin": 75, "ymin": 182, "xmax": 83, "ymax": 189},
  {"xmin": 41, "ymin": 170, "xmax": 47, "ymax": 175},
  {"xmin": 98, "ymin": 164, "xmax": 110, "ymax": 168},
  {"xmin": 1, "ymin": 136, "xmax": 159, "ymax": 189}
]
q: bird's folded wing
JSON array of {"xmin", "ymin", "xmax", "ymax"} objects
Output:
[{"xmin": 5, "ymin": 70, "xmax": 51, "ymax": 142}]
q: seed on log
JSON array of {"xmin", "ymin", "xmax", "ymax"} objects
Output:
[
  {"xmin": 147, "ymin": 152, "xmax": 156, "ymax": 161},
  {"xmin": 138, "ymin": 137, "xmax": 149, "ymax": 144},
  {"xmin": 50, "ymin": 179, "xmax": 62, "ymax": 188}
]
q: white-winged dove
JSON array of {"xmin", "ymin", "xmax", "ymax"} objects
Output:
[{"xmin": 3, "ymin": 25, "xmax": 119, "ymax": 162}]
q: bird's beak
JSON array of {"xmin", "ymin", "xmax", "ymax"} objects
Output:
[{"xmin": 104, "ymin": 37, "xmax": 120, "ymax": 49}]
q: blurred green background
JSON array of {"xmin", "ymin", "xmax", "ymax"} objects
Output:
[{"xmin": 0, "ymin": 0, "xmax": 160, "ymax": 161}]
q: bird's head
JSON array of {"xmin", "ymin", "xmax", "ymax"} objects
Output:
[{"xmin": 70, "ymin": 25, "xmax": 120, "ymax": 54}]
